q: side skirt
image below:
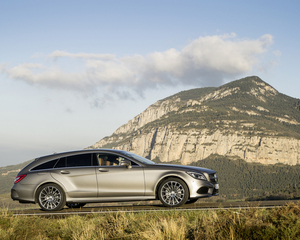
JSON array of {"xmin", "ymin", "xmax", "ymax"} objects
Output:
[{"xmin": 65, "ymin": 196, "xmax": 156, "ymax": 204}]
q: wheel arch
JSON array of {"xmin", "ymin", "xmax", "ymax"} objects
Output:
[
  {"xmin": 155, "ymin": 175, "xmax": 190, "ymax": 200},
  {"xmin": 34, "ymin": 181, "xmax": 67, "ymax": 203}
]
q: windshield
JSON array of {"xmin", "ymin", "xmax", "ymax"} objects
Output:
[{"xmin": 121, "ymin": 151, "xmax": 155, "ymax": 165}]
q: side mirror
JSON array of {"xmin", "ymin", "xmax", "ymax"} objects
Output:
[{"xmin": 120, "ymin": 159, "xmax": 132, "ymax": 169}]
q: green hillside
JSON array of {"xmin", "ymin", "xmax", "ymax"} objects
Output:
[
  {"xmin": 192, "ymin": 155, "xmax": 300, "ymax": 200},
  {"xmin": 0, "ymin": 160, "xmax": 33, "ymax": 195},
  {"xmin": 162, "ymin": 86, "xmax": 216, "ymax": 101}
]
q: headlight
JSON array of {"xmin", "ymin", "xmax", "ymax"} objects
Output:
[{"xmin": 187, "ymin": 172, "xmax": 207, "ymax": 181}]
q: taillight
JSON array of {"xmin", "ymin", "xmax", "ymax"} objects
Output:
[{"xmin": 14, "ymin": 174, "xmax": 27, "ymax": 184}]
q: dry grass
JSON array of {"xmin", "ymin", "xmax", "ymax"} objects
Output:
[{"xmin": 0, "ymin": 201, "xmax": 300, "ymax": 239}]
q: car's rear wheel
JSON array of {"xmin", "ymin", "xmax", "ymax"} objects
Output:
[
  {"xmin": 37, "ymin": 183, "xmax": 66, "ymax": 211},
  {"xmin": 158, "ymin": 178, "xmax": 189, "ymax": 207},
  {"xmin": 66, "ymin": 203, "xmax": 86, "ymax": 208}
]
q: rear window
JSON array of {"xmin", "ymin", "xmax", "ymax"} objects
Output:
[
  {"xmin": 31, "ymin": 159, "xmax": 58, "ymax": 171},
  {"xmin": 54, "ymin": 154, "xmax": 92, "ymax": 168}
]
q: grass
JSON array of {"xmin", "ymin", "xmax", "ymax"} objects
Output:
[{"xmin": 0, "ymin": 201, "xmax": 300, "ymax": 239}]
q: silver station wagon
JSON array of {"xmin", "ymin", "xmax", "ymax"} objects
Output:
[{"xmin": 11, "ymin": 149, "xmax": 219, "ymax": 211}]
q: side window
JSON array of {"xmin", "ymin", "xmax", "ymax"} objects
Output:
[
  {"xmin": 92, "ymin": 153, "xmax": 99, "ymax": 166},
  {"xmin": 31, "ymin": 159, "xmax": 58, "ymax": 171},
  {"xmin": 54, "ymin": 157, "xmax": 66, "ymax": 168},
  {"xmin": 67, "ymin": 153, "xmax": 92, "ymax": 167},
  {"xmin": 96, "ymin": 154, "xmax": 139, "ymax": 166},
  {"xmin": 96, "ymin": 154, "xmax": 120, "ymax": 166},
  {"xmin": 130, "ymin": 160, "xmax": 139, "ymax": 166}
]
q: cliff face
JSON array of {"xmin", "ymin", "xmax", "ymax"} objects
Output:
[
  {"xmin": 114, "ymin": 99, "xmax": 180, "ymax": 135},
  {"xmin": 90, "ymin": 76, "xmax": 300, "ymax": 165},
  {"xmin": 92, "ymin": 128, "xmax": 300, "ymax": 165}
]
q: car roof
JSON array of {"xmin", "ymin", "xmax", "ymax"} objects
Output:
[{"xmin": 36, "ymin": 149, "xmax": 126, "ymax": 161}]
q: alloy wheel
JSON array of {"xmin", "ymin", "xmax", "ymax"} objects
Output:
[
  {"xmin": 159, "ymin": 178, "xmax": 188, "ymax": 207},
  {"xmin": 37, "ymin": 184, "xmax": 65, "ymax": 211}
]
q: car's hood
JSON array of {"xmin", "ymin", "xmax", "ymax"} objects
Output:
[{"xmin": 148, "ymin": 163, "xmax": 216, "ymax": 174}]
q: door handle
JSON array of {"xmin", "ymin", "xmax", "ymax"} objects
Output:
[
  {"xmin": 60, "ymin": 170, "xmax": 70, "ymax": 174},
  {"xmin": 98, "ymin": 168, "xmax": 109, "ymax": 172}
]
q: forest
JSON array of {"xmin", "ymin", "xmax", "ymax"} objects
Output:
[{"xmin": 190, "ymin": 154, "xmax": 300, "ymax": 200}]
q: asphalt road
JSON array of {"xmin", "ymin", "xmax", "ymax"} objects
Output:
[{"xmin": 10, "ymin": 199, "xmax": 299, "ymax": 216}]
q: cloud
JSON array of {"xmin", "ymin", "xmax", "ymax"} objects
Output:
[
  {"xmin": 1, "ymin": 63, "xmax": 88, "ymax": 91},
  {"xmin": 1, "ymin": 33, "xmax": 275, "ymax": 98},
  {"xmin": 47, "ymin": 50, "xmax": 116, "ymax": 61}
]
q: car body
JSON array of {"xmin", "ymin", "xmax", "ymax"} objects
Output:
[{"xmin": 11, "ymin": 149, "xmax": 219, "ymax": 211}]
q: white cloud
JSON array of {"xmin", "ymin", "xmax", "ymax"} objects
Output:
[
  {"xmin": 47, "ymin": 50, "xmax": 116, "ymax": 61},
  {"xmin": 1, "ymin": 63, "xmax": 89, "ymax": 91},
  {"xmin": 1, "ymin": 33, "xmax": 276, "ymax": 99}
]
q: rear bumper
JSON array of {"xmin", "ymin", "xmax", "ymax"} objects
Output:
[
  {"xmin": 11, "ymin": 184, "xmax": 36, "ymax": 203},
  {"xmin": 11, "ymin": 189, "xmax": 19, "ymax": 200}
]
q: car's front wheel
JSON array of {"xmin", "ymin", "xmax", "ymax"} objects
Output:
[
  {"xmin": 158, "ymin": 178, "xmax": 189, "ymax": 207},
  {"xmin": 36, "ymin": 183, "xmax": 66, "ymax": 211}
]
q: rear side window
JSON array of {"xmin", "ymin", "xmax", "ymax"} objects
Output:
[
  {"xmin": 54, "ymin": 154, "xmax": 92, "ymax": 168},
  {"xmin": 55, "ymin": 157, "xmax": 66, "ymax": 168},
  {"xmin": 31, "ymin": 159, "xmax": 58, "ymax": 171},
  {"xmin": 67, "ymin": 154, "xmax": 92, "ymax": 167}
]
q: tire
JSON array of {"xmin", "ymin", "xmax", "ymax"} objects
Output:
[
  {"xmin": 158, "ymin": 178, "xmax": 189, "ymax": 207},
  {"xmin": 66, "ymin": 203, "xmax": 86, "ymax": 208},
  {"xmin": 37, "ymin": 183, "xmax": 66, "ymax": 211}
]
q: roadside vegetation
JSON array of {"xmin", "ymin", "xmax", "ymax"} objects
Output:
[{"xmin": 1, "ymin": 201, "xmax": 300, "ymax": 239}]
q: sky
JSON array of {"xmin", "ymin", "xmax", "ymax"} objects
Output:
[{"xmin": 1, "ymin": 0, "xmax": 299, "ymax": 167}]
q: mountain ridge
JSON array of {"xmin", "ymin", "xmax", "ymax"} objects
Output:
[{"xmin": 89, "ymin": 76, "xmax": 300, "ymax": 165}]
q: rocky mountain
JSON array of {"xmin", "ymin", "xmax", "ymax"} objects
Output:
[{"xmin": 89, "ymin": 76, "xmax": 300, "ymax": 166}]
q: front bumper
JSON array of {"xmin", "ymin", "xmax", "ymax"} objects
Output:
[{"xmin": 189, "ymin": 179, "xmax": 219, "ymax": 198}]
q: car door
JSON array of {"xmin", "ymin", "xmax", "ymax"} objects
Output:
[
  {"xmin": 50, "ymin": 153, "xmax": 98, "ymax": 198},
  {"xmin": 95, "ymin": 153, "xmax": 145, "ymax": 197}
]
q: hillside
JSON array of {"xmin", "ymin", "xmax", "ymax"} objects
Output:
[
  {"xmin": 191, "ymin": 155, "xmax": 300, "ymax": 200},
  {"xmin": 89, "ymin": 76, "xmax": 300, "ymax": 165},
  {"xmin": 0, "ymin": 160, "xmax": 32, "ymax": 195}
]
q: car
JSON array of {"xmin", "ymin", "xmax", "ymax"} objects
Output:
[{"xmin": 11, "ymin": 149, "xmax": 219, "ymax": 211}]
